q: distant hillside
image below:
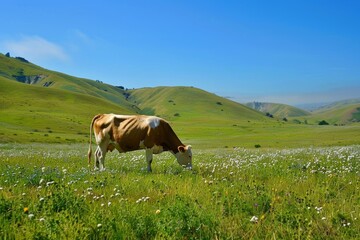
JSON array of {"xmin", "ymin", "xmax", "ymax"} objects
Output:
[
  {"xmin": 308, "ymin": 99, "xmax": 360, "ymax": 124},
  {"xmin": 245, "ymin": 102, "xmax": 311, "ymax": 118},
  {"xmin": 314, "ymin": 98, "xmax": 360, "ymax": 112}
]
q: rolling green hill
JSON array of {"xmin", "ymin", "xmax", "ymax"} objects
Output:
[
  {"xmin": 0, "ymin": 76, "xmax": 134, "ymax": 143},
  {"xmin": 0, "ymin": 54, "xmax": 270, "ymax": 145},
  {"xmin": 0, "ymin": 53, "xmax": 136, "ymax": 112},
  {"xmin": 129, "ymin": 87, "xmax": 266, "ymax": 122},
  {"xmin": 245, "ymin": 102, "xmax": 311, "ymax": 118},
  {"xmin": 1, "ymin": 53, "xmax": 360, "ymax": 147}
]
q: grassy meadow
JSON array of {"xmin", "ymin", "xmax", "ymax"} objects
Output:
[
  {"xmin": 1, "ymin": 54, "xmax": 360, "ymax": 238},
  {"xmin": 0, "ymin": 143, "xmax": 359, "ymax": 239}
]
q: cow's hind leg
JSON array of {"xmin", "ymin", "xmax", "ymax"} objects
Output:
[
  {"xmin": 95, "ymin": 143, "xmax": 107, "ymax": 171},
  {"xmin": 94, "ymin": 146, "xmax": 101, "ymax": 170},
  {"xmin": 145, "ymin": 149, "xmax": 153, "ymax": 172}
]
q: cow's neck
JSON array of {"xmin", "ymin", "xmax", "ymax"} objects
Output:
[
  {"xmin": 164, "ymin": 127, "xmax": 184, "ymax": 154},
  {"xmin": 168, "ymin": 135, "xmax": 184, "ymax": 154}
]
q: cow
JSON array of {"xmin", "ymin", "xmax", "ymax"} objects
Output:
[{"xmin": 87, "ymin": 114, "xmax": 192, "ymax": 171}]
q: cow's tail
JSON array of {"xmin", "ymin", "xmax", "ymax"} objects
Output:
[{"xmin": 88, "ymin": 114, "xmax": 101, "ymax": 167}]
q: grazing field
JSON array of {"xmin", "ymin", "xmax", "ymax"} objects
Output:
[{"xmin": 0, "ymin": 143, "xmax": 359, "ymax": 239}]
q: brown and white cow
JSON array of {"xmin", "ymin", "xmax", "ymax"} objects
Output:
[{"xmin": 88, "ymin": 114, "xmax": 192, "ymax": 171}]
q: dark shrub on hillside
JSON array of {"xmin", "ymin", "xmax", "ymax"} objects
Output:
[
  {"xmin": 266, "ymin": 112, "xmax": 273, "ymax": 118},
  {"xmin": 318, "ymin": 120, "xmax": 329, "ymax": 125},
  {"xmin": 15, "ymin": 57, "xmax": 29, "ymax": 63}
]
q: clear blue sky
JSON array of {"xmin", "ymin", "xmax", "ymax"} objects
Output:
[{"xmin": 1, "ymin": 0, "xmax": 359, "ymax": 105}]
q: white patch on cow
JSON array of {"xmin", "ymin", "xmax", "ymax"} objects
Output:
[
  {"xmin": 139, "ymin": 141, "xmax": 163, "ymax": 154},
  {"xmin": 147, "ymin": 117, "xmax": 160, "ymax": 129},
  {"xmin": 113, "ymin": 114, "xmax": 132, "ymax": 120}
]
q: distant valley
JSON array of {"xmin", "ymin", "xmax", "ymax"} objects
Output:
[{"xmin": 246, "ymin": 99, "xmax": 360, "ymax": 125}]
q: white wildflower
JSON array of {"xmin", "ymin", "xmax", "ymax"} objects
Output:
[
  {"xmin": 46, "ymin": 181, "xmax": 55, "ymax": 186},
  {"xmin": 315, "ymin": 206, "xmax": 323, "ymax": 213},
  {"xmin": 250, "ymin": 216, "xmax": 258, "ymax": 223}
]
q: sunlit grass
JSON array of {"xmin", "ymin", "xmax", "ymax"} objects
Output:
[{"xmin": 0, "ymin": 144, "xmax": 359, "ymax": 239}]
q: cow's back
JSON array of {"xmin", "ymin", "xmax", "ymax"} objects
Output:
[{"xmin": 113, "ymin": 115, "xmax": 178, "ymax": 152}]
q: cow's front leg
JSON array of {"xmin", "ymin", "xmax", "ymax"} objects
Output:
[{"xmin": 145, "ymin": 149, "xmax": 153, "ymax": 172}]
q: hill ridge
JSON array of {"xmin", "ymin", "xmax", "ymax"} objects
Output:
[{"xmin": 245, "ymin": 101, "xmax": 311, "ymax": 118}]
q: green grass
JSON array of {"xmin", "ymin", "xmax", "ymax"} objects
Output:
[
  {"xmin": 172, "ymin": 120, "xmax": 360, "ymax": 149},
  {"xmin": 0, "ymin": 143, "xmax": 359, "ymax": 239}
]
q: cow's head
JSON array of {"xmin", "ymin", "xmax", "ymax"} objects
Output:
[{"xmin": 175, "ymin": 145, "xmax": 192, "ymax": 169}]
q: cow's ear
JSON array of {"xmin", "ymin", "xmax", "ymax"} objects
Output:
[{"xmin": 178, "ymin": 146, "xmax": 186, "ymax": 153}]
